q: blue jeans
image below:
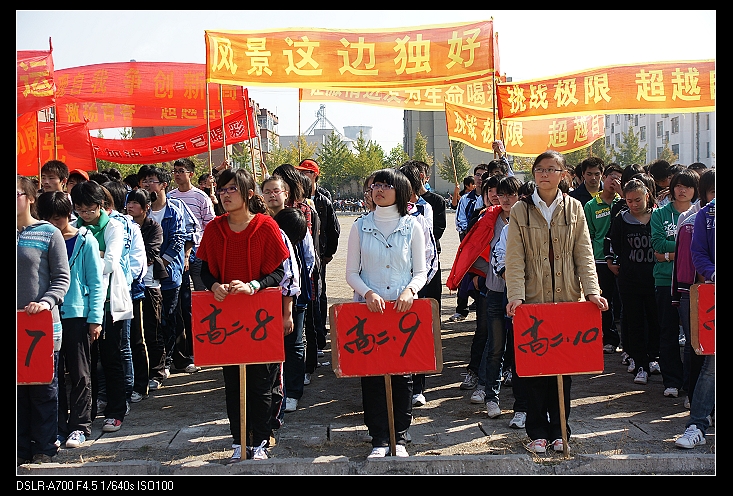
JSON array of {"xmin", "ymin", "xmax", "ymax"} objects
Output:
[
  {"xmin": 687, "ymin": 355, "xmax": 715, "ymax": 435},
  {"xmin": 283, "ymin": 305, "xmax": 306, "ymax": 402},
  {"xmin": 478, "ymin": 289, "xmax": 508, "ymax": 404}
]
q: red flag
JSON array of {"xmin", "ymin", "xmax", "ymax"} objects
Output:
[{"xmin": 17, "ymin": 49, "xmax": 55, "ymax": 115}]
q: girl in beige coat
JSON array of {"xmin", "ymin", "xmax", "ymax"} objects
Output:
[{"xmin": 505, "ymin": 151, "xmax": 608, "ymax": 454}]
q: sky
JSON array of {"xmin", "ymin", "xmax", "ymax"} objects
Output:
[{"xmin": 17, "ymin": 10, "xmax": 716, "ymax": 152}]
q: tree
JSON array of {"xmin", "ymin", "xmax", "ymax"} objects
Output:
[
  {"xmin": 412, "ymin": 130, "xmax": 434, "ymax": 167},
  {"xmin": 317, "ymin": 131, "xmax": 352, "ymax": 191},
  {"xmin": 264, "ymin": 135, "xmax": 319, "ymax": 171},
  {"xmin": 383, "ymin": 143, "xmax": 409, "ymax": 169},
  {"xmin": 438, "ymin": 140, "xmax": 471, "ymax": 185},
  {"xmin": 347, "ymin": 130, "xmax": 384, "ymax": 181},
  {"xmin": 657, "ymin": 142, "xmax": 679, "ymax": 165},
  {"xmin": 612, "ymin": 127, "xmax": 648, "ymax": 166}
]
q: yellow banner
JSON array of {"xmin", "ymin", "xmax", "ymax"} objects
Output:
[
  {"xmin": 497, "ymin": 60, "xmax": 715, "ymax": 120},
  {"xmin": 445, "ymin": 102, "xmax": 605, "ymax": 157},
  {"xmin": 301, "ymin": 75, "xmax": 503, "ymax": 111},
  {"xmin": 206, "ymin": 21, "xmax": 494, "ymax": 88}
]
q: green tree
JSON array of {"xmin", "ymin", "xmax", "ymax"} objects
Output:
[
  {"xmin": 347, "ymin": 131, "xmax": 384, "ymax": 182},
  {"xmin": 612, "ymin": 127, "xmax": 648, "ymax": 166},
  {"xmin": 317, "ymin": 131, "xmax": 352, "ymax": 191},
  {"xmin": 657, "ymin": 142, "xmax": 679, "ymax": 165},
  {"xmin": 383, "ymin": 143, "xmax": 409, "ymax": 169},
  {"xmin": 265, "ymin": 135, "xmax": 319, "ymax": 171},
  {"xmin": 412, "ymin": 130, "xmax": 434, "ymax": 167},
  {"xmin": 438, "ymin": 140, "xmax": 471, "ymax": 185}
]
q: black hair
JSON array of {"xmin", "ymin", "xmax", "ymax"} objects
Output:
[
  {"xmin": 173, "ymin": 158, "xmax": 196, "ymax": 172},
  {"xmin": 669, "ymin": 168, "xmax": 699, "ymax": 202},
  {"xmin": 622, "ymin": 178, "xmax": 654, "ymax": 212},
  {"xmin": 533, "ymin": 150, "xmax": 567, "ymax": 171},
  {"xmin": 216, "ymin": 168, "xmax": 267, "ymax": 214},
  {"xmin": 398, "ymin": 163, "xmax": 423, "ymax": 196},
  {"xmin": 102, "ymin": 180, "xmax": 129, "ymax": 212},
  {"xmin": 697, "ymin": 169, "xmax": 715, "ymax": 202},
  {"xmin": 17, "ymin": 175, "xmax": 39, "ymax": 218},
  {"xmin": 474, "ymin": 164, "xmax": 489, "ymax": 175},
  {"xmin": 372, "ymin": 168, "xmax": 411, "ymax": 216},
  {"xmin": 144, "ymin": 166, "xmax": 171, "ymax": 187},
  {"xmin": 487, "ymin": 159, "xmax": 508, "ymax": 176},
  {"xmin": 41, "ymin": 160, "xmax": 70, "ymax": 181},
  {"xmin": 630, "ymin": 173, "xmax": 657, "ymax": 206},
  {"xmin": 274, "ymin": 207, "xmax": 307, "ymax": 246},
  {"xmin": 272, "ymin": 164, "xmax": 305, "ymax": 203},
  {"xmin": 647, "ymin": 159, "xmax": 671, "ymax": 182},
  {"xmin": 580, "ymin": 156, "xmax": 604, "ymax": 174},
  {"xmin": 621, "ymin": 164, "xmax": 645, "ymax": 187},
  {"xmin": 126, "ymin": 188, "xmax": 155, "ymax": 208},
  {"xmin": 604, "ymin": 163, "xmax": 623, "ymax": 177},
  {"xmin": 123, "ymin": 174, "xmax": 139, "ymax": 190},
  {"xmin": 518, "ymin": 180, "xmax": 535, "ymax": 199},
  {"xmin": 88, "ymin": 172, "xmax": 111, "ymax": 185},
  {"xmin": 462, "ymin": 176, "xmax": 475, "ymax": 188},
  {"xmin": 36, "ymin": 191, "xmax": 72, "ymax": 221},
  {"xmin": 71, "ymin": 180, "xmax": 107, "ymax": 209},
  {"xmin": 496, "ymin": 175, "xmax": 523, "ymax": 196},
  {"xmin": 688, "ymin": 162, "xmax": 707, "ymax": 173},
  {"xmin": 481, "ymin": 173, "xmax": 504, "ymax": 198}
]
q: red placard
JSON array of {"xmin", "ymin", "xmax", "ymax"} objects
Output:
[
  {"xmin": 192, "ymin": 288, "xmax": 284, "ymax": 367},
  {"xmin": 513, "ymin": 301, "xmax": 603, "ymax": 377},
  {"xmin": 17, "ymin": 310, "xmax": 54, "ymax": 385},
  {"xmin": 328, "ymin": 298, "xmax": 442, "ymax": 378},
  {"xmin": 691, "ymin": 283, "xmax": 715, "ymax": 355}
]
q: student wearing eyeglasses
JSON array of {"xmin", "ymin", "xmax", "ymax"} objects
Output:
[
  {"xmin": 505, "ymin": 151, "xmax": 608, "ymax": 455},
  {"xmin": 345, "ymin": 168, "xmax": 428, "ymax": 459}
]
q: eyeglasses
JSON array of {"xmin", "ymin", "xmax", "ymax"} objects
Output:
[
  {"xmin": 216, "ymin": 185, "xmax": 239, "ymax": 195},
  {"xmin": 141, "ymin": 179, "xmax": 160, "ymax": 185},
  {"xmin": 75, "ymin": 206, "xmax": 100, "ymax": 215},
  {"xmin": 262, "ymin": 189, "xmax": 284, "ymax": 196},
  {"xmin": 16, "ymin": 192, "xmax": 27, "ymax": 198},
  {"xmin": 172, "ymin": 168, "xmax": 190, "ymax": 174},
  {"xmin": 534, "ymin": 168, "xmax": 564, "ymax": 175},
  {"xmin": 370, "ymin": 183, "xmax": 394, "ymax": 191},
  {"xmin": 497, "ymin": 193, "xmax": 518, "ymax": 199}
]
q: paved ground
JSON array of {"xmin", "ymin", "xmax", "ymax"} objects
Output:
[{"xmin": 17, "ymin": 211, "xmax": 715, "ymax": 476}]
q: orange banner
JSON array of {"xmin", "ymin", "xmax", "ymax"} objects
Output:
[
  {"xmin": 445, "ymin": 102, "xmax": 605, "ymax": 157},
  {"xmin": 497, "ymin": 60, "xmax": 715, "ymax": 120},
  {"xmin": 206, "ymin": 20, "xmax": 494, "ymax": 88},
  {"xmin": 54, "ymin": 62, "xmax": 246, "ymax": 129},
  {"xmin": 17, "ymin": 114, "xmax": 97, "ymax": 176},
  {"xmin": 89, "ymin": 109, "xmax": 256, "ymax": 165},
  {"xmin": 301, "ymin": 75, "xmax": 503, "ymax": 111},
  {"xmin": 17, "ymin": 49, "xmax": 56, "ymax": 115}
]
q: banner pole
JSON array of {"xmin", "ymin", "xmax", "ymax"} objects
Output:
[
  {"xmin": 298, "ymin": 89, "xmax": 302, "ymax": 163},
  {"xmin": 219, "ymin": 85, "xmax": 228, "ymax": 162},
  {"xmin": 37, "ymin": 111, "xmax": 43, "ymax": 177},
  {"xmin": 443, "ymin": 105, "xmax": 458, "ymax": 185},
  {"xmin": 384, "ymin": 375, "xmax": 397, "ymax": 457},
  {"xmin": 557, "ymin": 375, "xmax": 569, "ymax": 458},
  {"xmin": 206, "ymin": 82, "xmax": 213, "ymax": 176},
  {"xmin": 240, "ymin": 365, "xmax": 247, "ymax": 451},
  {"xmin": 243, "ymin": 93, "xmax": 257, "ymax": 179}
]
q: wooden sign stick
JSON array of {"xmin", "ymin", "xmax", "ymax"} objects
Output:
[
  {"xmin": 385, "ymin": 375, "xmax": 397, "ymax": 457},
  {"xmin": 240, "ymin": 365, "xmax": 247, "ymax": 448},
  {"xmin": 557, "ymin": 375, "xmax": 569, "ymax": 458}
]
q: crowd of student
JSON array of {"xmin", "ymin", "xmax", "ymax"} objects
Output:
[{"xmin": 17, "ymin": 143, "xmax": 714, "ymax": 464}]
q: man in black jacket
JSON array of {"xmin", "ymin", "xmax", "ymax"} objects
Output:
[{"xmin": 296, "ymin": 159, "xmax": 340, "ymax": 354}]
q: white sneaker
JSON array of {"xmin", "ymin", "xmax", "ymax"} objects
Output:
[
  {"xmin": 470, "ymin": 387, "xmax": 486, "ymax": 404},
  {"xmin": 684, "ymin": 397, "xmax": 690, "ymax": 409},
  {"xmin": 163, "ymin": 367, "xmax": 171, "ymax": 379},
  {"xmin": 148, "ymin": 379, "xmax": 162, "ymax": 390},
  {"xmin": 284, "ymin": 397, "xmax": 298, "ymax": 412},
  {"xmin": 251, "ymin": 440, "xmax": 268, "ymax": 460},
  {"xmin": 620, "ymin": 351, "xmax": 630, "ymax": 365},
  {"xmin": 675, "ymin": 425, "xmax": 706, "ymax": 449},
  {"xmin": 664, "ymin": 387, "xmax": 679, "ymax": 398},
  {"xmin": 368, "ymin": 446, "xmax": 389, "ymax": 458},
  {"xmin": 130, "ymin": 391, "xmax": 145, "ymax": 403},
  {"xmin": 509, "ymin": 411, "xmax": 526, "ymax": 429},
  {"xmin": 304, "ymin": 373, "xmax": 311, "ymax": 385},
  {"xmin": 228, "ymin": 444, "xmax": 242, "ymax": 464},
  {"xmin": 449, "ymin": 313, "xmax": 466, "ymax": 322},
  {"xmin": 412, "ymin": 393, "xmax": 426, "ymax": 407},
  {"xmin": 649, "ymin": 361, "xmax": 661, "ymax": 374},
  {"xmin": 395, "ymin": 444, "xmax": 409, "ymax": 457},
  {"xmin": 486, "ymin": 401, "xmax": 501, "ymax": 418},
  {"xmin": 634, "ymin": 367, "xmax": 648, "ymax": 385},
  {"xmin": 626, "ymin": 358, "xmax": 637, "ymax": 374},
  {"xmin": 183, "ymin": 364, "xmax": 201, "ymax": 373}
]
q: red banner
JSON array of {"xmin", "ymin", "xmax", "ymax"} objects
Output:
[
  {"xmin": 54, "ymin": 62, "xmax": 246, "ymax": 129},
  {"xmin": 17, "ymin": 310, "xmax": 54, "ymax": 385},
  {"xmin": 17, "ymin": 49, "xmax": 55, "ymax": 115},
  {"xmin": 497, "ymin": 60, "xmax": 715, "ymax": 120},
  {"xmin": 90, "ymin": 108, "xmax": 257, "ymax": 165},
  {"xmin": 512, "ymin": 301, "xmax": 603, "ymax": 377},
  {"xmin": 328, "ymin": 299, "xmax": 442, "ymax": 378},
  {"xmin": 17, "ymin": 113, "xmax": 97, "ymax": 177},
  {"xmin": 191, "ymin": 289, "xmax": 285, "ymax": 367},
  {"xmin": 691, "ymin": 283, "xmax": 715, "ymax": 355},
  {"xmin": 206, "ymin": 21, "xmax": 494, "ymax": 89}
]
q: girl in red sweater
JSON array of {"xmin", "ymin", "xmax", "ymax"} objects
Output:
[{"xmin": 197, "ymin": 168, "xmax": 291, "ymax": 463}]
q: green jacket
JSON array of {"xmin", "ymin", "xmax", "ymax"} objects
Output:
[{"xmin": 650, "ymin": 202, "xmax": 681, "ymax": 287}]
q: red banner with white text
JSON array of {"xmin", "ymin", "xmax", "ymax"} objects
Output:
[
  {"xmin": 54, "ymin": 62, "xmax": 247, "ymax": 129},
  {"xmin": 89, "ymin": 109, "xmax": 257, "ymax": 165},
  {"xmin": 17, "ymin": 49, "xmax": 55, "ymax": 115}
]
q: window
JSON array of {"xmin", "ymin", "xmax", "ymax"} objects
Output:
[
  {"xmin": 605, "ymin": 115, "xmax": 610, "ymax": 128},
  {"xmin": 616, "ymin": 115, "xmax": 620, "ymax": 124},
  {"xmin": 706, "ymin": 114, "xmax": 710, "ymax": 130},
  {"xmin": 706, "ymin": 142, "xmax": 710, "ymax": 158},
  {"xmin": 665, "ymin": 131, "xmax": 669, "ymax": 143},
  {"xmin": 615, "ymin": 133, "xmax": 621, "ymax": 146},
  {"xmin": 634, "ymin": 115, "xmax": 638, "ymax": 126},
  {"xmin": 640, "ymin": 126, "xmax": 646, "ymax": 141},
  {"xmin": 672, "ymin": 144, "xmax": 679, "ymax": 157},
  {"xmin": 662, "ymin": 113, "xmax": 669, "ymax": 118},
  {"xmin": 672, "ymin": 117, "xmax": 680, "ymax": 134},
  {"xmin": 611, "ymin": 123, "xmax": 614, "ymax": 133},
  {"xmin": 657, "ymin": 122, "xmax": 663, "ymax": 137},
  {"xmin": 657, "ymin": 147, "xmax": 663, "ymax": 158}
]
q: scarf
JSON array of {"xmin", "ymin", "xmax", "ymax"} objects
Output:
[{"xmin": 77, "ymin": 209, "xmax": 110, "ymax": 252}]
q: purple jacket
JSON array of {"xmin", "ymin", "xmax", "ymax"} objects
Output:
[{"xmin": 691, "ymin": 199, "xmax": 715, "ymax": 281}]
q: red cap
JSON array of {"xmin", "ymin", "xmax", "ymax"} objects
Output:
[
  {"xmin": 296, "ymin": 159, "xmax": 320, "ymax": 176},
  {"xmin": 69, "ymin": 168, "xmax": 90, "ymax": 181}
]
